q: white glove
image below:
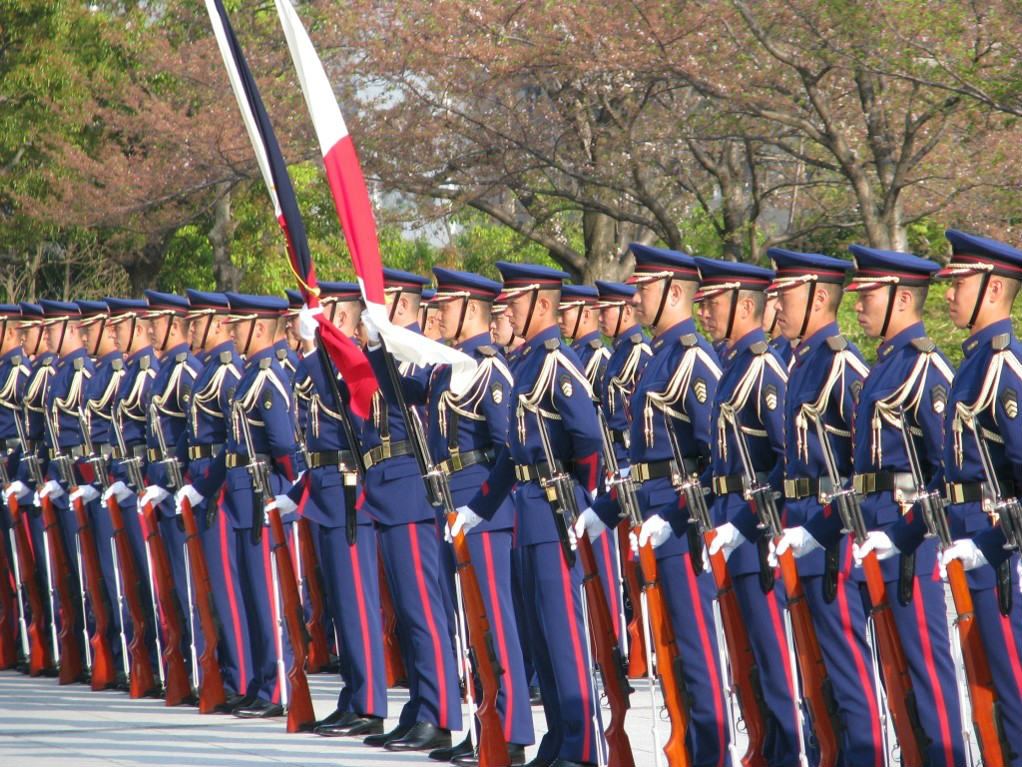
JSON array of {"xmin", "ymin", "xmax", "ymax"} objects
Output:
[
  {"xmin": 853, "ymin": 531, "xmax": 897, "ymax": 566},
  {"xmin": 448, "ymin": 505, "xmax": 483, "ymax": 540},
  {"xmin": 175, "ymin": 484, "xmax": 204, "ymax": 513},
  {"xmin": 771, "ymin": 526, "xmax": 822, "ymax": 566},
  {"xmin": 70, "ymin": 485, "xmax": 101, "ymax": 505},
  {"xmin": 39, "ymin": 479, "xmax": 64, "ymax": 501},
  {"xmin": 138, "ymin": 485, "xmax": 169, "ymax": 510},
  {"xmin": 298, "ymin": 306, "xmax": 323, "ymax": 342},
  {"xmin": 269, "ymin": 494, "xmax": 298, "ymax": 515},
  {"xmin": 102, "ymin": 481, "xmax": 133, "ymax": 505},
  {"xmin": 360, "ymin": 309, "xmax": 381, "ymax": 345},
  {"xmin": 940, "ymin": 539, "xmax": 988, "ymax": 578},
  {"xmin": 572, "ymin": 507, "xmax": 607, "ymax": 544},
  {"xmin": 708, "ymin": 522, "xmax": 746, "ymax": 561},
  {"xmin": 638, "ymin": 514, "xmax": 673, "ymax": 550},
  {"xmin": 4, "ymin": 480, "xmax": 31, "ymax": 502}
]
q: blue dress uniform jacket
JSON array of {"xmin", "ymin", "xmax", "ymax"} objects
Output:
[
  {"xmin": 570, "ymin": 330, "xmax": 610, "ymax": 393},
  {"xmin": 145, "ymin": 343, "xmax": 200, "ymax": 496},
  {"xmin": 596, "ymin": 325, "xmax": 650, "ymax": 466},
  {"xmin": 0, "ymin": 348, "xmax": 30, "ymax": 473},
  {"xmin": 769, "ymin": 334, "xmax": 793, "ymax": 368},
  {"xmin": 44, "ymin": 347, "xmax": 93, "ymax": 454},
  {"xmin": 781, "ymin": 322, "xmax": 868, "ymax": 575},
  {"xmin": 114, "ymin": 346, "xmax": 159, "ymax": 454},
  {"xmin": 84, "ymin": 350, "xmax": 125, "ymax": 449}
]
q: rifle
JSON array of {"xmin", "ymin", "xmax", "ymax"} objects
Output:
[
  {"xmin": 897, "ymin": 408, "xmax": 1012, "ymax": 767},
  {"xmin": 726, "ymin": 411, "xmax": 841, "ymax": 767},
  {"xmin": 970, "ymin": 413, "xmax": 1022, "ymax": 615},
  {"xmin": 377, "ymin": 346, "xmax": 509, "ymax": 766},
  {"xmin": 810, "ymin": 410, "xmax": 929, "ymax": 766},
  {"xmin": 101, "ymin": 406, "xmax": 158, "ymax": 698},
  {"xmin": 533, "ymin": 408, "xmax": 634, "ymax": 767},
  {"xmin": 150, "ymin": 404, "xmax": 226, "ymax": 713},
  {"xmin": 597, "ymin": 408, "xmax": 687, "ymax": 767},
  {"xmin": 112, "ymin": 404, "xmax": 191, "ymax": 705},
  {"xmin": 37, "ymin": 405, "xmax": 85, "ymax": 685},
  {"xmin": 231, "ymin": 399, "xmax": 315, "ymax": 733},
  {"xmin": 11, "ymin": 409, "xmax": 54, "ymax": 675},
  {"xmin": 53, "ymin": 407, "xmax": 116, "ymax": 690},
  {"xmin": 667, "ymin": 420, "xmax": 768, "ymax": 767}
]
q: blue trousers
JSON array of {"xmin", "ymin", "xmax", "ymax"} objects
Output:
[
  {"xmin": 312, "ymin": 520, "xmax": 386, "ymax": 718},
  {"xmin": 378, "ymin": 519, "xmax": 461, "ymax": 731},
  {"xmin": 84, "ymin": 497, "xmax": 125, "ymax": 675},
  {"xmin": 518, "ymin": 540, "xmax": 601, "ymax": 765}
]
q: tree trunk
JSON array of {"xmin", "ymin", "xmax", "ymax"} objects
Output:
[
  {"xmin": 123, "ymin": 235, "xmax": 170, "ymax": 295},
  {"xmin": 209, "ymin": 182, "xmax": 242, "ymax": 291}
]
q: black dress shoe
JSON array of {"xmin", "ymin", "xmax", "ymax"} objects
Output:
[
  {"xmin": 528, "ymin": 685, "xmax": 542, "ymax": 705},
  {"xmin": 546, "ymin": 760, "xmax": 595, "ymax": 767},
  {"xmin": 317, "ymin": 713, "xmax": 383, "ymax": 737},
  {"xmin": 384, "ymin": 721, "xmax": 452, "ymax": 752},
  {"xmin": 428, "ymin": 733, "xmax": 472, "ymax": 761},
  {"xmin": 453, "ymin": 742, "xmax": 527, "ymax": 766},
  {"xmin": 114, "ymin": 673, "xmax": 131, "ymax": 692},
  {"xmin": 225, "ymin": 692, "xmax": 255, "ymax": 713},
  {"xmin": 523, "ymin": 758, "xmax": 551, "ymax": 767},
  {"xmin": 314, "ymin": 708, "xmax": 354, "ymax": 729},
  {"xmin": 364, "ymin": 722, "xmax": 409, "ymax": 747},
  {"xmin": 233, "ymin": 698, "xmax": 284, "ymax": 718}
]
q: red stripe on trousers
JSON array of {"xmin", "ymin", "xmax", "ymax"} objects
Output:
[
  {"xmin": 408, "ymin": 523, "xmax": 449, "ymax": 726},
  {"xmin": 912, "ymin": 578, "xmax": 952, "ymax": 767},
  {"xmin": 349, "ymin": 531, "xmax": 374, "ymax": 714},
  {"xmin": 683, "ymin": 552, "xmax": 727, "ymax": 766},
  {"xmin": 557, "ymin": 550, "xmax": 592, "ymax": 763}
]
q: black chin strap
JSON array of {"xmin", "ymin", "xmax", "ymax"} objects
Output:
[
  {"xmin": 613, "ymin": 305, "xmax": 625, "ymax": 338},
  {"xmin": 797, "ymin": 282, "xmax": 817, "ymax": 340},
  {"xmin": 967, "ymin": 272, "xmax": 992, "ymax": 330},
  {"xmin": 32, "ymin": 325, "xmax": 43, "ymax": 357},
  {"xmin": 91, "ymin": 318, "xmax": 107, "ymax": 357},
  {"xmin": 388, "ymin": 290, "xmax": 400, "ymax": 323},
  {"xmin": 454, "ymin": 298, "xmax": 468, "ymax": 342},
  {"xmin": 651, "ymin": 277, "xmax": 674, "ymax": 329},
  {"xmin": 199, "ymin": 315, "xmax": 214, "ymax": 352},
  {"xmin": 520, "ymin": 289, "xmax": 540, "ymax": 339},
  {"xmin": 880, "ymin": 284, "xmax": 897, "ymax": 339},
  {"xmin": 570, "ymin": 305, "xmax": 583, "ymax": 341},
  {"xmin": 55, "ymin": 319, "xmax": 69, "ymax": 356},
  {"xmin": 724, "ymin": 291, "xmax": 739, "ymax": 342},
  {"xmin": 243, "ymin": 319, "xmax": 257, "ymax": 357},
  {"xmin": 160, "ymin": 314, "xmax": 174, "ymax": 350},
  {"xmin": 125, "ymin": 316, "xmax": 138, "ymax": 356}
]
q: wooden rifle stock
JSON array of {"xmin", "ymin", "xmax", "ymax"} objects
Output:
[
  {"xmin": 703, "ymin": 528, "xmax": 769, "ymax": 767},
  {"xmin": 139, "ymin": 500, "xmax": 191, "ymax": 705},
  {"xmin": 378, "ymin": 551, "xmax": 406, "ymax": 686},
  {"xmin": 70, "ymin": 493, "xmax": 116, "ymax": 690},
  {"xmin": 619, "ymin": 524, "xmax": 648, "ymax": 678},
  {"xmin": 636, "ymin": 536, "xmax": 692, "ymax": 767},
  {"xmin": 106, "ymin": 495, "xmax": 157, "ymax": 697},
  {"xmin": 178, "ymin": 496, "xmax": 226, "ymax": 713},
  {"xmin": 446, "ymin": 512, "xmax": 510, "ymax": 767},
  {"xmin": 39, "ymin": 494, "xmax": 84, "ymax": 684},
  {"xmin": 264, "ymin": 502, "xmax": 315, "ymax": 732},
  {"xmin": 775, "ymin": 547, "xmax": 841, "ymax": 766},
  {"xmin": 946, "ymin": 557, "xmax": 1009, "ymax": 766},
  {"xmin": 8, "ymin": 497, "xmax": 52, "ymax": 675},
  {"xmin": 295, "ymin": 517, "xmax": 330, "ymax": 673},
  {"xmin": 859, "ymin": 548, "xmax": 927, "ymax": 766},
  {"xmin": 574, "ymin": 535, "xmax": 635, "ymax": 767}
]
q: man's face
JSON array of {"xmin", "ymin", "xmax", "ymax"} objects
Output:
[
  {"xmin": 437, "ymin": 298, "xmax": 463, "ymax": 341},
  {"xmin": 490, "ymin": 311, "xmax": 513, "ymax": 346},
  {"xmin": 423, "ymin": 307, "xmax": 442, "ymax": 340},
  {"xmin": 631, "ymin": 280, "xmax": 665, "ymax": 326},
  {"xmin": 598, "ymin": 305, "xmax": 621, "ymax": 337},
  {"xmin": 147, "ymin": 315, "xmax": 170, "ymax": 349},
  {"xmin": 44, "ymin": 321, "xmax": 66, "ymax": 354},
  {"xmin": 507, "ymin": 292, "xmax": 534, "ymax": 337},
  {"xmin": 774, "ymin": 284, "xmax": 808, "ymax": 340},
  {"xmin": 852, "ymin": 286, "xmax": 890, "ymax": 339},
  {"xmin": 700, "ymin": 292, "xmax": 733, "ymax": 342},
  {"xmin": 229, "ymin": 318, "xmax": 254, "ymax": 352},
  {"xmin": 557, "ymin": 305, "xmax": 581, "ymax": 339},
  {"xmin": 945, "ymin": 273, "xmax": 983, "ymax": 330}
]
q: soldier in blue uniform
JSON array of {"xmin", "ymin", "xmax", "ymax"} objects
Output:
[
  {"xmin": 695, "ymin": 258, "xmax": 801, "ymax": 767},
  {"xmin": 177, "ymin": 293, "xmax": 303, "ymax": 718},
  {"xmin": 819, "ymin": 246, "xmax": 965, "ymax": 767},
  {"xmin": 177, "ymin": 289, "xmax": 248, "ymax": 708},
  {"xmin": 898, "ymin": 230, "xmax": 1022, "ymax": 766},
  {"xmin": 285, "ymin": 282, "xmax": 388, "ymax": 739},
  {"xmin": 420, "ymin": 287, "xmax": 443, "ymax": 342},
  {"xmin": 763, "ymin": 249, "xmax": 884, "ymax": 765},
  {"xmin": 578, "ymin": 245, "xmax": 730, "ymax": 766},
  {"xmin": 417, "ymin": 267, "xmax": 534, "ymax": 765},
  {"xmin": 357, "ymin": 268, "xmax": 462, "ymax": 753},
  {"xmin": 451, "ymin": 261, "xmax": 603, "ymax": 767},
  {"xmin": 556, "ymin": 283, "xmax": 622, "ymax": 648}
]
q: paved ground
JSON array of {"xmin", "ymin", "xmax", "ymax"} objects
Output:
[{"xmin": 0, "ymin": 669, "xmax": 679, "ymax": 766}]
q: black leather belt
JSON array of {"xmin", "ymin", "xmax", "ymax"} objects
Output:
[
  {"xmin": 438, "ymin": 448, "xmax": 493, "ymax": 476},
  {"xmin": 94, "ymin": 442, "xmax": 117, "ymax": 459},
  {"xmin": 852, "ymin": 471, "xmax": 912, "ymax": 495},
  {"xmin": 631, "ymin": 459, "xmax": 677, "ymax": 484},
  {"xmin": 783, "ymin": 476, "xmax": 845, "ymax": 500},
  {"xmin": 610, "ymin": 429, "xmax": 630, "ymax": 450},
  {"xmin": 513, "ymin": 459, "xmax": 565, "ymax": 483},
  {"xmin": 362, "ymin": 440, "xmax": 412, "ymax": 469},
  {"xmin": 945, "ymin": 482, "xmax": 985, "ymax": 504},
  {"xmin": 147, "ymin": 447, "xmax": 161, "ymax": 462},
  {"xmin": 113, "ymin": 442, "xmax": 147, "ymax": 460},
  {"xmin": 225, "ymin": 451, "xmax": 271, "ymax": 468},
  {"xmin": 54, "ymin": 443, "xmax": 87, "ymax": 459},
  {"xmin": 711, "ymin": 471, "xmax": 767, "ymax": 495},
  {"xmin": 308, "ymin": 449, "xmax": 357, "ymax": 469},
  {"xmin": 188, "ymin": 443, "xmax": 223, "ymax": 460}
]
